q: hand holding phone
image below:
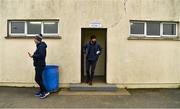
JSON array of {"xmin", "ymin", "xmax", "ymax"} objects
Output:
[{"xmin": 28, "ymin": 52, "xmax": 32, "ymax": 58}]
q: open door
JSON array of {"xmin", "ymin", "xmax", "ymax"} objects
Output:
[{"xmin": 81, "ymin": 28, "xmax": 107, "ymax": 83}]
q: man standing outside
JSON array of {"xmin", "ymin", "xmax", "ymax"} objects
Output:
[
  {"xmin": 83, "ymin": 35, "xmax": 102, "ymax": 85},
  {"xmin": 28, "ymin": 34, "xmax": 50, "ymax": 99}
]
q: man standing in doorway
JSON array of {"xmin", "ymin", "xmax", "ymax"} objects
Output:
[
  {"xmin": 83, "ymin": 35, "xmax": 102, "ymax": 85},
  {"xmin": 28, "ymin": 34, "xmax": 50, "ymax": 99}
]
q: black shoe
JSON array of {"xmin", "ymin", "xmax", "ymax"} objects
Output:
[
  {"xmin": 86, "ymin": 79, "xmax": 90, "ymax": 83},
  {"xmin": 35, "ymin": 91, "xmax": 42, "ymax": 97},
  {"xmin": 40, "ymin": 92, "xmax": 50, "ymax": 99}
]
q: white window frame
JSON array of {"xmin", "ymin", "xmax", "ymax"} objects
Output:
[
  {"xmin": 130, "ymin": 21, "xmax": 178, "ymax": 38},
  {"xmin": 42, "ymin": 21, "xmax": 59, "ymax": 36},
  {"xmin": 146, "ymin": 22, "xmax": 161, "ymax": 38},
  {"xmin": 26, "ymin": 21, "xmax": 42, "ymax": 36},
  {"xmin": 9, "ymin": 21, "xmax": 26, "ymax": 36},
  {"xmin": 161, "ymin": 22, "xmax": 178, "ymax": 37},
  {"xmin": 9, "ymin": 20, "xmax": 59, "ymax": 37},
  {"xmin": 129, "ymin": 21, "xmax": 146, "ymax": 37}
]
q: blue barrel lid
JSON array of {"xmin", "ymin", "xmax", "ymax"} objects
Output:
[{"xmin": 46, "ymin": 65, "xmax": 59, "ymax": 69}]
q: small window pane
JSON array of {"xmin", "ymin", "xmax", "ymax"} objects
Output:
[
  {"xmin": 43, "ymin": 22, "xmax": 58, "ymax": 34},
  {"xmin": 163, "ymin": 24, "xmax": 176, "ymax": 35},
  {"xmin": 27, "ymin": 21, "xmax": 41, "ymax": 34},
  {"xmin": 11, "ymin": 22, "xmax": 25, "ymax": 34},
  {"xmin": 130, "ymin": 22, "xmax": 144, "ymax": 35},
  {"xmin": 147, "ymin": 22, "xmax": 160, "ymax": 35}
]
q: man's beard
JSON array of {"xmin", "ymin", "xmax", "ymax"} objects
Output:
[{"xmin": 92, "ymin": 41, "xmax": 96, "ymax": 44}]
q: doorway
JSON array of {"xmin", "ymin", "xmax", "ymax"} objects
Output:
[{"xmin": 81, "ymin": 28, "xmax": 107, "ymax": 83}]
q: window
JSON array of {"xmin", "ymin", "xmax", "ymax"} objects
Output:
[
  {"xmin": 162, "ymin": 23, "xmax": 177, "ymax": 36},
  {"xmin": 9, "ymin": 20, "xmax": 59, "ymax": 37},
  {"xmin": 10, "ymin": 21, "xmax": 25, "ymax": 35},
  {"xmin": 147, "ymin": 22, "xmax": 160, "ymax": 36},
  {"xmin": 27, "ymin": 21, "xmax": 42, "ymax": 35},
  {"xmin": 130, "ymin": 22, "xmax": 145, "ymax": 35},
  {"xmin": 130, "ymin": 21, "xmax": 178, "ymax": 37},
  {"xmin": 43, "ymin": 22, "xmax": 58, "ymax": 34}
]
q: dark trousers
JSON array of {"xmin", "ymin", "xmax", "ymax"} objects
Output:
[
  {"xmin": 86, "ymin": 60, "xmax": 97, "ymax": 81},
  {"xmin": 35, "ymin": 67, "xmax": 47, "ymax": 93}
]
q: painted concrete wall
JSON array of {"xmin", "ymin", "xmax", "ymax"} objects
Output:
[{"xmin": 0, "ymin": 0, "xmax": 180, "ymax": 88}]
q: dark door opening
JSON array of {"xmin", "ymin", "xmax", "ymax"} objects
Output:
[{"xmin": 81, "ymin": 28, "xmax": 107, "ymax": 83}]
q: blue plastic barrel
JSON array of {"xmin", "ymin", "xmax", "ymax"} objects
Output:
[{"xmin": 43, "ymin": 65, "xmax": 59, "ymax": 92}]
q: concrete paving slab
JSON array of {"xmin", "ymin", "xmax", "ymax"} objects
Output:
[
  {"xmin": 0, "ymin": 87, "xmax": 180, "ymax": 108},
  {"xmin": 59, "ymin": 88, "xmax": 130, "ymax": 96}
]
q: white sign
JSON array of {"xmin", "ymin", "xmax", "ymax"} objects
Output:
[{"xmin": 89, "ymin": 22, "xmax": 102, "ymax": 28}]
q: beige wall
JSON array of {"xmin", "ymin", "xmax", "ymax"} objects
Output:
[{"xmin": 0, "ymin": 0, "xmax": 180, "ymax": 88}]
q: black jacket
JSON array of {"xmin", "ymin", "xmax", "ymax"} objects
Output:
[
  {"xmin": 33, "ymin": 42, "xmax": 47, "ymax": 67},
  {"xmin": 83, "ymin": 41, "xmax": 102, "ymax": 61}
]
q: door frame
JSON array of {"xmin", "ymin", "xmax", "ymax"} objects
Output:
[{"xmin": 81, "ymin": 28, "xmax": 107, "ymax": 83}]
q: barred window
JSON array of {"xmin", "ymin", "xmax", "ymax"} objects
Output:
[{"xmin": 130, "ymin": 21, "xmax": 178, "ymax": 37}]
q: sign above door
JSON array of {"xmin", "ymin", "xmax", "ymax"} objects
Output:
[{"xmin": 89, "ymin": 21, "xmax": 102, "ymax": 28}]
